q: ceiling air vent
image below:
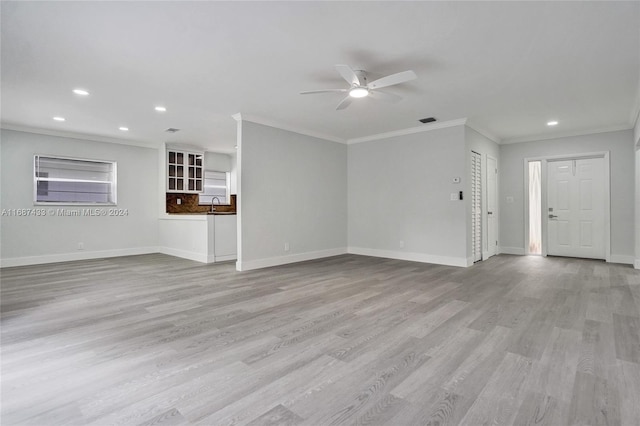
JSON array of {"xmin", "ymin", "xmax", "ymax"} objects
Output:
[
  {"xmin": 419, "ymin": 117, "xmax": 436, "ymax": 124},
  {"xmin": 165, "ymin": 128, "xmax": 180, "ymax": 133}
]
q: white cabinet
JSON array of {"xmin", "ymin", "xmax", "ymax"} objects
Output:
[
  {"xmin": 159, "ymin": 214, "xmax": 236, "ymax": 263},
  {"xmin": 214, "ymin": 215, "xmax": 237, "ymax": 261},
  {"xmin": 167, "ymin": 150, "xmax": 203, "ymax": 193}
]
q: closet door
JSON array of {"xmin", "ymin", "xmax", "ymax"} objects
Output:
[{"xmin": 471, "ymin": 151, "xmax": 482, "ymax": 262}]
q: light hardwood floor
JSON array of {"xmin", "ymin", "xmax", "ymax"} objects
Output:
[{"xmin": 1, "ymin": 253, "xmax": 639, "ymax": 425}]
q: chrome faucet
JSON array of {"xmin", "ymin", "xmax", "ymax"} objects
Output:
[{"xmin": 211, "ymin": 197, "xmax": 220, "ymax": 212}]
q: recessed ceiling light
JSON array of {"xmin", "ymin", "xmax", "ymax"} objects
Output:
[
  {"xmin": 119, "ymin": 127, "xmax": 129, "ymax": 131},
  {"xmin": 73, "ymin": 89, "xmax": 89, "ymax": 96},
  {"xmin": 53, "ymin": 116, "xmax": 66, "ymax": 122},
  {"xmin": 155, "ymin": 106, "xmax": 167, "ymax": 112},
  {"xmin": 547, "ymin": 120, "xmax": 558, "ymax": 126}
]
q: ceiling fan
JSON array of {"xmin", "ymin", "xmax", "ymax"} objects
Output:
[{"xmin": 300, "ymin": 64, "xmax": 417, "ymax": 110}]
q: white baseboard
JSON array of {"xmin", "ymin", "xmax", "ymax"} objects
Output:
[
  {"xmin": 609, "ymin": 254, "xmax": 635, "ymax": 265},
  {"xmin": 158, "ymin": 247, "xmax": 209, "ymax": 263},
  {"xmin": 215, "ymin": 254, "xmax": 237, "ymax": 262},
  {"xmin": 236, "ymin": 247, "xmax": 347, "ymax": 271},
  {"xmin": 498, "ymin": 246, "xmax": 526, "ymax": 255},
  {"xmin": 0, "ymin": 247, "xmax": 159, "ymax": 268},
  {"xmin": 347, "ymin": 247, "xmax": 469, "ymax": 268}
]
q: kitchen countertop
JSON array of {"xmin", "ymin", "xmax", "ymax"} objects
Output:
[{"xmin": 167, "ymin": 212, "xmax": 236, "ymax": 215}]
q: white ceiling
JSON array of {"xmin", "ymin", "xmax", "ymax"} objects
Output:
[{"xmin": 2, "ymin": 1, "xmax": 639, "ymax": 153}]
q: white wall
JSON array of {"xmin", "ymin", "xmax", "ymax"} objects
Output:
[
  {"xmin": 635, "ymin": 115, "xmax": 640, "ymax": 268},
  {"xmin": 0, "ymin": 129, "xmax": 159, "ymax": 266},
  {"xmin": 465, "ymin": 126, "xmax": 500, "ymax": 261},
  {"xmin": 499, "ymin": 129, "xmax": 635, "ymax": 263},
  {"xmin": 204, "ymin": 151, "xmax": 231, "ymax": 172},
  {"xmin": 635, "ymin": 142, "xmax": 639, "ymax": 268},
  {"xmin": 238, "ymin": 121, "xmax": 347, "ymax": 270},
  {"xmin": 348, "ymin": 125, "xmax": 469, "ymax": 266}
]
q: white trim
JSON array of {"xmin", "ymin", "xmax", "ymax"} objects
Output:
[
  {"xmin": 634, "ymin": 259, "xmax": 640, "ymax": 269},
  {"xmin": 215, "ymin": 254, "xmax": 237, "ymax": 262},
  {"xmin": 347, "ymin": 247, "xmax": 468, "ymax": 268},
  {"xmin": 465, "ymin": 122, "xmax": 501, "ymax": 144},
  {"xmin": 237, "ymin": 114, "xmax": 345, "ymax": 144},
  {"xmin": 609, "ymin": 255, "xmax": 635, "ymax": 265},
  {"xmin": 502, "ymin": 124, "xmax": 633, "ymax": 145},
  {"xmin": 158, "ymin": 246, "xmax": 208, "ymax": 263},
  {"xmin": 347, "ymin": 118, "xmax": 467, "ymax": 144},
  {"xmin": 0, "ymin": 247, "xmax": 159, "ymax": 268},
  {"xmin": 1, "ymin": 123, "xmax": 161, "ymax": 149},
  {"xmin": 499, "ymin": 246, "xmax": 526, "ymax": 255},
  {"xmin": 236, "ymin": 247, "xmax": 347, "ymax": 271}
]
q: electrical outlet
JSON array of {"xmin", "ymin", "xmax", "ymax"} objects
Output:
[
  {"xmin": 399, "ymin": 240, "xmax": 404, "ymax": 249},
  {"xmin": 77, "ymin": 242, "xmax": 84, "ymax": 250},
  {"xmin": 177, "ymin": 198, "xmax": 182, "ymax": 205},
  {"xmin": 284, "ymin": 242, "xmax": 290, "ymax": 252}
]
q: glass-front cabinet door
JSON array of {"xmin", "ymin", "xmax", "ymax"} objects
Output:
[{"xmin": 167, "ymin": 150, "xmax": 203, "ymax": 193}]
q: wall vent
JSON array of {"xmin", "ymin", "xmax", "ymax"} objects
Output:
[
  {"xmin": 419, "ymin": 117, "xmax": 436, "ymax": 124},
  {"xmin": 165, "ymin": 128, "xmax": 181, "ymax": 133}
]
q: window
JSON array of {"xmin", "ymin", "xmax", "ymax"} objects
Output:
[
  {"xmin": 34, "ymin": 155, "xmax": 117, "ymax": 204},
  {"xmin": 528, "ymin": 161, "xmax": 542, "ymax": 254},
  {"xmin": 199, "ymin": 170, "xmax": 229, "ymax": 205}
]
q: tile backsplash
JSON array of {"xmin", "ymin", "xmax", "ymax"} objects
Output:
[{"xmin": 166, "ymin": 193, "xmax": 236, "ymax": 214}]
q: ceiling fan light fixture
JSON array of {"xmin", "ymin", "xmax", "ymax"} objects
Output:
[{"xmin": 349, "ymin": 87, "xmax": 369, "ymax": 98}]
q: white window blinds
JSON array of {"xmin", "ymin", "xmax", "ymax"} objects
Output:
[{"xmin": 34, "ymin": 155, "xmax": 117, "ymax": 204}]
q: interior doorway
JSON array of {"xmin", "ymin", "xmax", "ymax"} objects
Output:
[{"xmin": 486, "ymin": 156, "xmax": 498, "ymax": 258}]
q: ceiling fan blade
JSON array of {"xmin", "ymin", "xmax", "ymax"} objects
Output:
[
  {"xmin": 335, "ymin": 64, "xmax": 361, "ymax": 86},
  {"xmin": 367, "ymin": 70, "xmax": 417, "ymax": 90},
  {"xmin": 300, "ymin": 89, "xmax": 348, "ymax": 95},
  {"xmin": 369, "ymin": 90, "xmax": 402, "ymax": 103},
  {"xmin": 336, "ymin": 95, "xmax": 353, "ymax": 110}
]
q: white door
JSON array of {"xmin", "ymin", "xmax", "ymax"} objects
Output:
[
  {"xmin": 486, "ymin": 156, "xmax": 498, "ymax": 257},
  {"xmin": 471, "ymin": 151, "xmax": 482, "ymax": 262},
  {"xmin": 547, "ymin": 157, "xmax": 605, "ymax": 259}
]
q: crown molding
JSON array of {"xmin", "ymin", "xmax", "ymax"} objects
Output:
[
  {"xmin": 501, "ymin": 124, "xmax": 634, "ymax": 145},
  {"xmin": 464, "ymin": 122, "xmax": 501, "ymax": 144},
  {"xmin": 235, "ymin": 114, "xmax": 346, "ymax": 144},
  {"xmin": 347, "ymin": 118, "xmax": 468, "ymax": 145},
  {"xmin": 0, "ymin": 122, "xmax": 162, "ymax": 149}
]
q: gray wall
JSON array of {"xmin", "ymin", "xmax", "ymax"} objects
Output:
[
  {"xmin": 0, "ymin": 129, "xmax": 159, "ymax": 266},
  {"xmin": 499, "ymin": 129, "xmax": 635, "ymax": 260},
  {"xmin": 238, "ymin": 121, "xmax": 347, "ymax": 270},
  {"xmin": 347, "ymin": 125, "xmax": 469, "ymax": 266}
]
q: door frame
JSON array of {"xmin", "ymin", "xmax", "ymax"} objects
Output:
[{"xmin": 523, "ymin": 151, "xmax": 610, "ymax": 262}]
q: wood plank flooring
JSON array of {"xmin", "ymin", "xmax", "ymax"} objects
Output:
[{"xmin": 1, "ymin": 253, "xmax": 639, "ymax": 425}]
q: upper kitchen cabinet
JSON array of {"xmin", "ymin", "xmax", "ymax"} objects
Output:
[{"xmin": 167, "ymin": 149, "xmax": 203, "ymax": 193}]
